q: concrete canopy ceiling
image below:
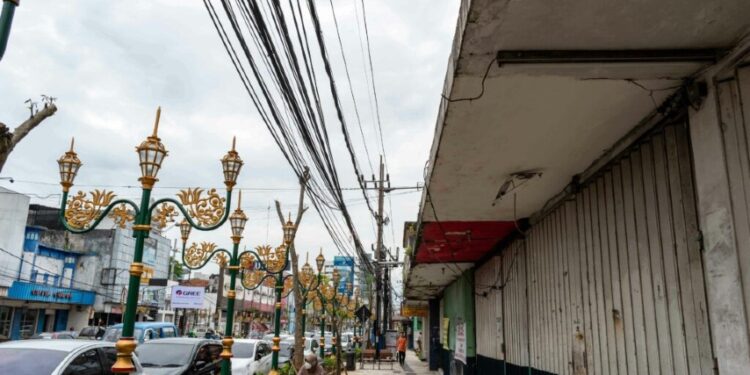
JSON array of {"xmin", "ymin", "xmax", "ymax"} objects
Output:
[
  {"xmin": 421, "ymin": 0, "xmax": 750, "ymax": 223},
  {"xmin": 404, "ymin": 0, "xmax": 750, "ymax": 299},
  {"xmin": 404, "ymin": 263, "xmax": 474, "ymax": 300}
]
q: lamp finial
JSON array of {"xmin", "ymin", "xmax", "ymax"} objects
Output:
[
  {"xmin": 69, "ymin": 137, "xmax": 75, "ymax": 152},
  {"xmin": 152, "ymin": 106, "xmax": 161, "ymax": 137},
  {"xmin": 232, "ymin": 136, "xmax": 236, "ymax": 152}
]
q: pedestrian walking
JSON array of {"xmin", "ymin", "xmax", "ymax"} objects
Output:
[{"xmin": 397, "ymin": 332, "xmax": 407, "ymax": 366}]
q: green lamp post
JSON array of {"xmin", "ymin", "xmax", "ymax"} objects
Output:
[
  {"xmin": 238, "ymin": 216, "xmax": 296, "ymax": 375},
  {"xmin": 0, "ymin": 0, "xmax": 18, "ymax": 61},
  {"xmin": 178, "ymin": 191, "xmax": 249, "ymax": 375},
  {"xmin": 56, "ymin": 107, "xmax": 242, "ymax": 373}
]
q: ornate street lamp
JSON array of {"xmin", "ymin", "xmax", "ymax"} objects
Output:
[
  {"xmin": 56, "ymin": 107, "xmax": 240, "ymax": 373},
  {"xmin": 311, "ymin": 250, "xmax": 352, "ymax": 362},
  {"xmin": 180, "ymin": 191, "xmax": 248, "ymax": 375},
  {"xmin": 296, "ymin": 253, "xmax": 320, "ymax": 335},
  {"xmin": 239, "ymin": 237, "xmax": 296, "ymax": 375}
]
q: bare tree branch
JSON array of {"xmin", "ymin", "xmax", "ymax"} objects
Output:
[{"xmin": 0, "ymin": 103, "xmax": 58, "ymax": 172}]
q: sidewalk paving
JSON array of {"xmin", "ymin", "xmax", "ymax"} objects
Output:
[{"xmin": 351, "ymin": 350, "xmax": 439, "ymax": 375}]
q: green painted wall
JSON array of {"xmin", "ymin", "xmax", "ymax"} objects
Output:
[{"xmin": 442, "ymin": 269, "xmax": 475, "ymax": 357}]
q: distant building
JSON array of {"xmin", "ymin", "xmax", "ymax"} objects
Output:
[{"xmin": 0, "ymin": 193, "xmax": 171, "ymax": 340}]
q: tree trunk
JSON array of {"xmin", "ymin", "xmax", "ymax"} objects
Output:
[
  {"xmin": 275, "ymin": 167, "xmax": 310, "ymax": 370},
  {"xmin": 0, "ymin": 103, "xmax": 57, "ymax": 172}
]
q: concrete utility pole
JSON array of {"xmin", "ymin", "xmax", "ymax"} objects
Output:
[{"xmin": 365, "ymin": 156, "xmax": 390, "ymax": 359}]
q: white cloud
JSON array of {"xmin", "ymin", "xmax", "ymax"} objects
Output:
[{"xmin": 0, "ymin": 0, "xmax": 461, "ymax": 293}]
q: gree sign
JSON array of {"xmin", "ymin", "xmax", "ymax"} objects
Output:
[{"xmin": 171, "ymin": 286, "xmax": 204, "ymax": 309}]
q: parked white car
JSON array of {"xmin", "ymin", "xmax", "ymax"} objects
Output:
[
  {"xmin": 231, "ymin": 339, "xmax": 273, "ymax": 375},
  {"xmin": 0, "ymin": 339, "xmax": 144, "ymax": 375},
  {"xmin": 278, "ymin": 337, "xmax": 320, "ymax": 363}
]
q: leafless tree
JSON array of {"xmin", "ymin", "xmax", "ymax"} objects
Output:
[{"xmin": 0, "ymin": 100, "xmax": 58, "ymax": 172}]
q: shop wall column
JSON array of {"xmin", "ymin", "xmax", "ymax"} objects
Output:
[{"xmin": 429, "ymin": 298, "xmax": 440, "ymax": 371}]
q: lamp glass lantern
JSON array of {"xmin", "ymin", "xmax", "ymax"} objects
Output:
[
  {"xmin": 332, "ymin": 268, "xmax": 341, "ymax": 286},
  {"xmin": 221, "ymin": 137, "xmax": 243, "ymax": 189},
  {"xmin": 283, "ymin": 215, "xmax": 295, "ymax": 245},
  {"xmin": 230, "ymin": 191, "xmax": 248, "ymax": 238},
  {"xmin": 179, "ymin": 219, "xmax": 191, "ymax": 242},
  {"xmin": 136, "ymin": 107, "xmax": 168, "ymax": 183},
  {"xmin": 315, "ymin": 249, "xmax": 325, "ymax": 273},
  {"xmin": 57, "ymin": 138, "xmax": 81, "ymax": 190}
]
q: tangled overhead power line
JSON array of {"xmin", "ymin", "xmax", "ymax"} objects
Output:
[{"xmin": 202, "ymin": 0, "xmax": 384, "ymax": 274}]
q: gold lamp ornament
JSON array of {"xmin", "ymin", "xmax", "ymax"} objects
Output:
[
  {"xmin": 136, "ymin": 107, "xmax": 168, "ymax": 189},
  {"xmin": 57, "ymin": 138, "xmax": 82, "ymax": 192}
]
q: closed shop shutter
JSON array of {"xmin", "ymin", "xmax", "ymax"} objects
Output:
[
  {"xmin": 475, "ymin": 121, "xmax": 713, "ymax": 374},
  {"xmin": 716, "ymin": 65, "xmax": 750, "ymax": 341}
]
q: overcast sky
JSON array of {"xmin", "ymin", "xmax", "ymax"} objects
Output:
[{"xmin": 0, "ymin": 0, "xmax": 459, "ymax": 297}]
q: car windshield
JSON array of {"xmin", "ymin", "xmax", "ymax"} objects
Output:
[
  {"xmin": 135, "ymin": 343, "xmax": 193, "ymax": 367},
  {"xmin": 79, "ymin": 327, "xmax": 96, "ymax": 336},
  {"xmin": 233, "ymin": 342, "xmax": 255, "ymax": 358},
  {"xmin": 0, "ymin": 348, "xmax": 68, "ymax": 375},
  {"xmin": 103, "ymin": 327, "xmax": 143, "ymax": 342}
]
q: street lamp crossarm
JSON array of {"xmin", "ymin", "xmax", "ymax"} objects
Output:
[
  {"xmin": 237, "ymin": 249, "xmax": 266, "ymax": 271},
  {"xmin": 181, "ymin": 242, "xmax": 232, "ymax": 270},
  {"xmin": 149, "ymin": 188, "xmax": 232, "ymax": 231},
  {"xmin": 240, "ymin": 272, "xmax": 276, "ymax": 291},
  {"xmin": 280, "ymin": 274, "xmax": 294, "ymax": 298},
  {"xmin": 58, "ymin": 190, "xmax": 140, "ymax": 233}
]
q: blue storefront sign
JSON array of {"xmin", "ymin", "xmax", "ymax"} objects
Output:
[
  {"xmin": 333, "ymin": 256, "xmax": 354, "ymax": 295},
  {"xmin": 8, "ymin": 281, "xmax": 95, "ymax": 305}
]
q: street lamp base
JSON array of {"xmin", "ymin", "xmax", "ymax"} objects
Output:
[
  {"xmin": 220, "ymin": 336, "xmax": 234, "ymax": 359},
  {"xmin": 112, "ymin": 337, "xmax": 137, "ymax": 373}
]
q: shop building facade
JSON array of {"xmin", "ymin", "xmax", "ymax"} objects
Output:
[{"xmin": 403, "ymin": 1, "xmax": 750, "ymax": 374}]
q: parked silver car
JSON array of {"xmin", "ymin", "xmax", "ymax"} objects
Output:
[{"xmin": 0, "ymin": 339, "xmax": 144, "ymax": 375}]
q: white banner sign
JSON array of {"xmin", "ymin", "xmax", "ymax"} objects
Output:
[
  {"xmin": 455, "ymin": 320, "xmax": 467, "ymax": 364},
  {"xmin": 171, "ymin": 286, "xmax": 204, "ymax": 309}
]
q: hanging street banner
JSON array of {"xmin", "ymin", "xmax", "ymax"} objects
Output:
[
  {"xmin": 455, "ymin": 319, "xmax": 467, "ymax": 364},
  {"xmin": 333, "ymin": 256, "xmax": 354, "ymax": 295},
  {"xmin": 171, "ymin": 286, "xmax": 204, "ymax": 309}
]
